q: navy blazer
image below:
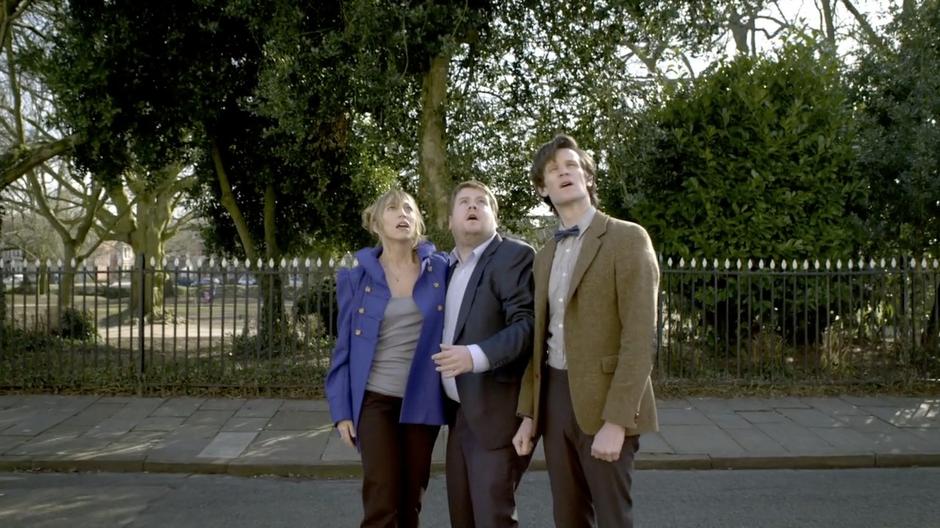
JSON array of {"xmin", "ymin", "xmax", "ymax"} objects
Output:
[
  {"xmin": 451, "ymin": 234, "xmax": 535, "ymax": 449},
  {"xmin": 325, "ymin": 241, "xmax": 449, "ymax": 434}
]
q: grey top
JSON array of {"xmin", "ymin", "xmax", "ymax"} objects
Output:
[
  {"xmin": 366, "ymin": 296, "xmax": 424, "ymax": 398},
  {"xmin": 547, "ymin": 206, "xmax": 596, "ymax": 370}
]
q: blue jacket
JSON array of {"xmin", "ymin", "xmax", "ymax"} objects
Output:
[{"xmin": 325, "ymin": 241, "xmax": 448, "ymax": 433}]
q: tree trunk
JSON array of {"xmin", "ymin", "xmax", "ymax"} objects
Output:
[
  {"xmin": 821, "ymin": 0, "xmax": 836, "ymax": 46},
  {"xmin": 59, "ymin": 242, "xmax": 77, "ymax": 313},
  {"xmin": 127, "ymin": 181, "xmax": 173, "ymax": 321},
  {"xmin": 418, "ymin": 52, "xmax": 452, "ymax": 233}
]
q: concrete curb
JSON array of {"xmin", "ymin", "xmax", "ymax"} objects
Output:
[{"xmin": 4, "ymin": 453, "xmax": 939, "ymax": 478}]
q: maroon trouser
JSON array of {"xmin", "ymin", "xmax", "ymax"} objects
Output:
[{"xmin": 357, "ymin": 391, "xmax": 440, "ymax": 528}]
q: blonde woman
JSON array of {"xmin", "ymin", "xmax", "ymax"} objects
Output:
[{"xmin": 326, "ymin": 189, "xmax": 448, "ymax": 528}]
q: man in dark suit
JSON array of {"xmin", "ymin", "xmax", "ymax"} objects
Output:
[
  {"xmin": 513, "ymin": 134, "xmax": 660, "ymax": 528},
  {"xmin": 431, "ymin": 180, "xmax": 535, "ymax": 528}
]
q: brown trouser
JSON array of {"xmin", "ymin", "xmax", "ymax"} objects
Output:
[
  {"xmin": 358, "ymin": 391, "xmax": 440, "ymax": 528},
  {"xmin": 542, "ymin": 367, "xmax": 640, "ymax": 528}
]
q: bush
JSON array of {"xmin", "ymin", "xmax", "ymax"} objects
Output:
[{"xmin": 55, "ymin": 307, "xmax": 97, "ymax": 341}]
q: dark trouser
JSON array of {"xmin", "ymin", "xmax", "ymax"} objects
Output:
[
  {"xmin": 358, "ymin": 391, "xmax": 440, "ymax": 528},
  {"xmin": 445, "ymin": 403, "xmax": 531, "ymax": 528},
  {"xmin": 542, "ymin": 367, "xmax": 640, "ymax": 528}
]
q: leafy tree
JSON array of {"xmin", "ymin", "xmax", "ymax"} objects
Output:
[
  {"xmin": 39, "ymin": 0, "xmax": 371, "ymax": 341},
  {"xmin": 606, "ymin": 41, "xmax": 867, "ymax": 261},
  {"xmin": 851, "ymin": 0, "xmax": 940, "ymax": 254},
  {"xmin": 600, "ymin": 41, "xmax": 870, "ymax": 349},
  {"xmin": 851, "ymin": 0, "xmax": 940, "ymax": 353}
]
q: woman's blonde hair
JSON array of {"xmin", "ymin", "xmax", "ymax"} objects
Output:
[{"xmin": 361, "ymin": 189, "xmax": 426, "ymax": 246}]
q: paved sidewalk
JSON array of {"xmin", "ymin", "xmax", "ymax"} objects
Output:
[{"xmin": 0, "ymin": 394, "xmax": 938, "ymax": 478}]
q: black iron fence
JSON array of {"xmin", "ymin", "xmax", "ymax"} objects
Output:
[
  {"xmin": 658, "ymin": 257, "xmax": 939, "ymax": 384},
  {"xmin": 1, "ymin": 254, "xmax": 938, "ymax": 392}
]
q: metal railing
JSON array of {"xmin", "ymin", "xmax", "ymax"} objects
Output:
[
  {"xmin": 1, "ymin": 254, "xmax": 346, "ymax": 392},
  {"xmin": 1, "ymin": 254, "xmax": 938, "ymax": 392},
  {"xmin": 657, "ymin": 257, "xmax": 939, "ymax": 384}
]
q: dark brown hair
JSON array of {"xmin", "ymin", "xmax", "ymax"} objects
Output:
[{"xmin": 529, "ymin": 134, "xmax": 598, "ymax": 214}]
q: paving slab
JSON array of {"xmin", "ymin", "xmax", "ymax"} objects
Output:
[
  {"xmin": 266, "ymin": 411, "xmax": 329, "ymax": 431},
  {"xmin": 184, "ymin": 410, "xmax": 236, "ymax": 427},
  {"xmin": 800, "ymin": 397, "xmax": 865, "ymax": 417},
  {"xmin": 280, "ymin": 400, "xmax": 329, "ymax": 412},
  {"xmin": 703, "ymin": 412, "xmax": 753, "ymax": 429},
  {"xmin": 236, "ymin": 429, "xmax": 330, "ymax": 463},
  {"xmin": 657, "ymin": 407, "xmax": 713, "ymax": 425},
  {"xmin": 0, "ymin": 435, "xmax": 27, "ymax": 454},
  {"xmin": 199, "ymin": 398, "xmax": 246, "ymax": 411},
  {"xmin": 738, "ymin": 410, "xmax": 790, "ymax": 424},
  {"xmin": 221, "ymin": 417, "xmax": 268, "ymax": 433},
  {"xmin": 234, "ymin": 399, "xmax": 284, "ymax": 418},
  {"xmin": 151, "ymin": 397, "xmax": 205, "ymax": 417},
  {"xmin": 198, "ymin": 432, "xmax": 260, "ymax": 459},
  {"xmin": 134, "ymin": 416, "xmax": 186, "ymax": 432},
  {"xmin": 637, "ymin": 431, "xmax": 673, "ymax": 454},
  {"xmin": 722, "ymin": 427, "xmax": 785, "ymax": 453},
  {"xmin": 658, "ymin": 425, "xmax": 743, "ymax": 455},
  {"xmin": 778, "ymin": 408, "xmax": 846, "ymax": 428},
  {"xmin": 1, "ymin": 410, "xmax": 76, "ymax": 436},
  {"xmin": 755, "ymin": 422, "xmax": 834, "ymax": 453}
]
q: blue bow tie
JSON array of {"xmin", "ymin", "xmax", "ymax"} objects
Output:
[{"xmin": 553, "ymin": 225, "xmax": 580, "ymax": 241}]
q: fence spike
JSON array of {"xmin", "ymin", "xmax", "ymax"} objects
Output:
[
  {"xmin": 221, "ymin": 257, "xmax": 228, "ymax": 268},
  {"xmin": 679, "ymin": 258, "xmax": 685, "ymax": 268},
  {"xmin": 70, "ymin": 258, "xmax": 77, "ymax": 268},
  {"xmin": 801, "ymin": 259, "xmax": 808, "ymax": 270},
  {"xmin": 254, "ymin": 258, "xmax": 261, "ymax": 269},
  {"xmin": 667, "ymin": 257, "xmax": 673, "ymax": 267},
  {"xmin": 329, "ymin": 257, "xmax": 336, "ymax": 268},
  {"xmin": 921, "ymin": 257, "xmax": 927, "ymax": 269},
  {"xmin": 758, "ymin": 259, "xmax": 764, "ymax": 269},
  {"xmin": 736, "ymin": 259, "xmax": 742, "ymax": 270},
  {"xmin": 747, "ymin": 259, "xmax": 753, "ymax": 270},
  {"xmin": 856, "ymin": 258, "xmax": 864, "ymax": 269},
  {"xmin": 353, "ymin": 257, "xmax": 359, "ymax": 267},
  {"xmin": 292, "ymin": 257, "xmax": 299, "ymax": 268},
  {"xmin": 34, "ymin": 258, "xmax": 41, "ymax": 268},
  {"xmin": 790, "ymin": 259, "xmax": 796, "ymax": 270},
  {"xmin": 150, "ymin": 256, "xmax": 156, "ymax": 267},
  {"xmin": 826, "ymin": 259, "xmax": 831, "ymax": 270},
  {"xmin": 847, "ymin": 259, "xmax": 854, "ymax": 269},
  {"xmin": 782, "ymin": 259, "xmax": 788, "ymax": 270},
  {"xmin": 891, "ymin": 257, "xmax": 897, "ymax": 268},
  {"xmin": 279, "ymin": 258, "xmax": 287, "ymax": 268},
  {"xmin": 879, "ymin": 258, "xmax": 885, "ymax": 268},
  {"xmin": 910, "ymin": 258, "xmax": 916, "ymax": 269},
  {"xmin": 724, "ymin": 258, "xmax": 731, "ymax": 269},
  {"xmin": 814, "ymin": 259, "xmax": 820, "ymax": 270},
  {"xmin": 869, "ymin": 258, "xmax": 876, "ymax": 269},
  {"xmin": 934, "ymin": 259, "xmax": 939, "ymax": 269},
  {"xmin": 269, "ymin": 258, "xmax": 276, "ymax": 269},
  {"xmin": 770, "ymin": 259, "xmax": 776, "ymax": 270},
  {"xmin": 691, "ymin": 258, "xmax": 697, "ymax": 269}
]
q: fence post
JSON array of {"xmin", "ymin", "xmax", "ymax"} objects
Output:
[{"xmin": 138, "ymin": 252, "xmax": 146, "ymax": 394}]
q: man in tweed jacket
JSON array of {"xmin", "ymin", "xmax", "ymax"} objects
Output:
[{"xmin": 513, "ymin": 134, "xmax": 660, "ymax": 528}]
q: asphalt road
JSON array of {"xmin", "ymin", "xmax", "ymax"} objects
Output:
[{"xmin": 1, "ymin": 468, "xmax": 938, "ymax": 527}]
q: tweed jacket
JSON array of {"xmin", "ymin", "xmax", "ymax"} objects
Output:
[
  {"xmin": 517, "ymin": 211, "xmax": 660, "ymax": 436},
  {"xmin": 325, "ymin": 241, "xmax": 449, "ymax": 433}
]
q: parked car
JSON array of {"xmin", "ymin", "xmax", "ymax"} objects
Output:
[
  {"xmin": 236, "ymin": 274, "xmax": 257, "ymax": 286},
  {"xmin": 1, "ymin": 273, "xmax": 24, "ymax": 287}
]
